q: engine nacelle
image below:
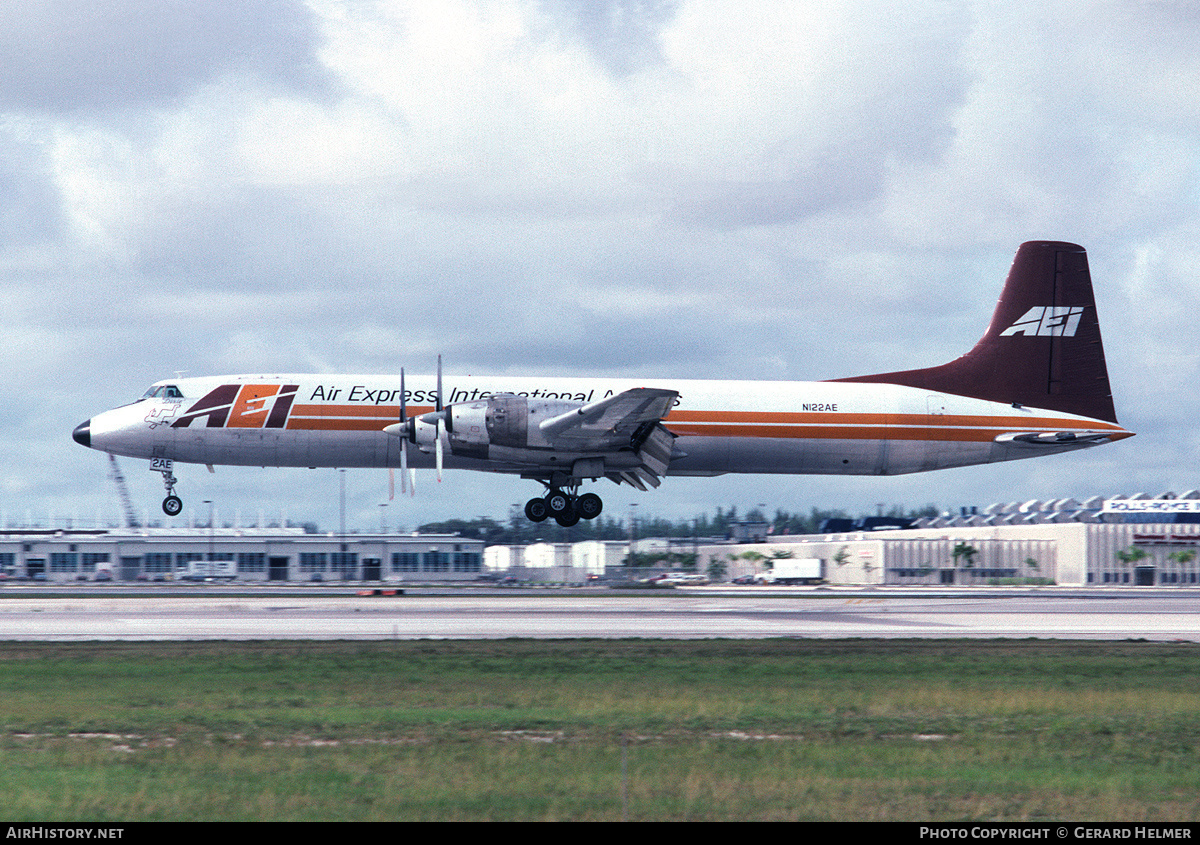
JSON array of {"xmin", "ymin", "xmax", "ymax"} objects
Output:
[
  {"xmin": 391, "ymin": 391, "xmax": 658, "ymax": 476},
  {"xmin": 438, "ymin": 394, "xmax": 588, "ymax": 460},
  {"xmin": 410, "ymin": 415, "xmax": 442, "ymax": 453},
  {"xmin": 407, "ymin": 400, "xmax": 506, "ymax": 460},
  {"xmin": 446, "ymin": 401, "xmax": 490, "ymax": 458}
]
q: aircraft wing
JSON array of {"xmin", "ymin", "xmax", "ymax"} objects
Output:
[
  {"xmin": 538, "ymin": 387, "xmax": 679, "ymax": 447},
  {"xmin": 536, "ymin": 387, "xmax": 680, "ymax": 490}
]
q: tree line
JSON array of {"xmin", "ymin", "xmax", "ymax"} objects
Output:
[{"xmin": 415, "ymin": 503, "xmax": 939, "ymax": 546}]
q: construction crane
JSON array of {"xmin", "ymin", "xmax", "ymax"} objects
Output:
[{"xmin": 107, "ymin": 454, "xmax": 141, "ymax": 529}]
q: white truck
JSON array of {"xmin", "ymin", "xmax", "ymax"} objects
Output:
[
  {"xmin": 758, "ymin": 558, "xmax": 823, "ymax": 585},
  {"xmin": 181, "ymin": 559, "xmax": 238, "ymax": 581}
]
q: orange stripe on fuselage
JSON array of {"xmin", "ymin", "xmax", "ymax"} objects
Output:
[
  {"xmin": 664, "ymin": 410, "xmax": 1125, "ymax": 441},
  {"xmin": 277, "ymin": 404, "xmax": 1126, "ymax": 441},
  {"xmin": 666, "ymin": 409, "xmax": 1126, "ymax": 430},
  {"xmin": 284, "ymin": 405, "xmax": 434, "ymax": 431},
  {"xmin": 285, "ymin": 419, "xmax": 393, "ymax": 431},
  {"xmin": 667, "ymin": 423, "xmax": 1029, "ymax": 442},
  {"xmin": 289, "ymin": 404, "xmax": 432, "ymax": 418}
]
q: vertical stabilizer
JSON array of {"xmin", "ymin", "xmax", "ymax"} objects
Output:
[{"xmin": 832, "ymin": 241, "xmax": 1118, "ymax": 422}]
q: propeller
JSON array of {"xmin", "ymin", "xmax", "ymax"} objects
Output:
[
  {"xmin": 385, "ymin": 368, "xmax": 416, "ymax": 498},
  {"xmin": 384, "ymin": 359, "xmax": 444, "ymax": 492},
  {"xmin": 434, "ymin": 355, "xmax": 443, "ymax": 482},
  {"xmin": 400, "ymin": 368, "xmax": 413, "ymax": 494},
  {"xmin": 435, "ymin": 417, "xmax": 444, "ymax": 482}
]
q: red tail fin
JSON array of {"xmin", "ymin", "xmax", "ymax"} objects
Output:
[{"xmin": 832, "ymin": 241, "xmax": 1118, "ymax": 423}]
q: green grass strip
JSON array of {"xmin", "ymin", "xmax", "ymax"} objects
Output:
[{"xmin": 1, "ymin": 639, "xmax": 1198, "ymax": 821}]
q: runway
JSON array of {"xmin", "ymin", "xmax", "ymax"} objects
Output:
[{"xmin": 0, "ymin": 587, "xmax": 1198, "ymax": 641}]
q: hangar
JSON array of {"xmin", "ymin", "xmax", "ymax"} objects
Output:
[
  {"xmin": 0, "ymin": 526, "xmax": 484, "ymax": 583},
  {"xmin": 477, "ymin": 494, "xmax": 1200, "ymax": 588},
  {"xmin": 701, "ymin": 494, "xmax": 1200, "ymax": 588}
]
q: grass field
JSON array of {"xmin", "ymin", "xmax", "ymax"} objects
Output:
[{"xmin": 1, "ymin": 638, "xmax": 1198, "ymax": 821}]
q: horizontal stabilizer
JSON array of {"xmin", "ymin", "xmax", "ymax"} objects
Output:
[{"xmin": 995, "ymin": 430, "xmax": 1119, "ymax": 447}]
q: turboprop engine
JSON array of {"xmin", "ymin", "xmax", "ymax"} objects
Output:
[
  {"xmin": 410, "ymin": 393, "xmax": 609, "ymax": 464},
  {"xmin": 382, "ymin": 373, "xmax": 679, "ymax": 521}
]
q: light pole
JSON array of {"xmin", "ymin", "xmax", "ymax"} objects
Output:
[
  {"xmin": 629, "ymin": 503, "xmax": 638, "ymax": 565},
  {"xmin": 203, "ymin": 500, "xmax": 214, "ymax": 576},
  {"xmin": 338, "ymin": 469, "xmax": 348, "ymax": 580}
]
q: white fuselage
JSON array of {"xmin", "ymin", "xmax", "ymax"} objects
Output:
[{"xmin": 84, "ymin": 373, "xmax": 1132, "ymax": 477}]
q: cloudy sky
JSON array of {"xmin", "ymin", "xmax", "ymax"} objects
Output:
[{"xmin": 4, "ymin": 0, "xmax": 1199, "ymax": 532}]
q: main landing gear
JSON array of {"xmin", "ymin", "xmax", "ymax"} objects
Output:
[{"xmin": 524, "ymin": 487, "xmax": 603, "ymax": 527}]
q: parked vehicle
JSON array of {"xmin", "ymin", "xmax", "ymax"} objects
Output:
[
  {"xmin": 181, "ymin": 560, "xmax": 237, "ymax": 581},
  {"xmin": 757, "ymin": 558, "xmax": 823, "ymax": 585}
]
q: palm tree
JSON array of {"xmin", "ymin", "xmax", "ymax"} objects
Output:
[
  {"xmin": 952, "ymin": 542, "xmax": 978, "ymax": 569},
  {"xmin": 1115, "ymin": 547, "xmax": 1147, "ymax": 566},
  {"xmin": 706, "ymin": 557, "xmax": 728, "ymax": 582}
]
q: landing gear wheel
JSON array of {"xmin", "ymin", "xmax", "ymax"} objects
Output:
[
  {"xmin": 544, "ymin": 490, "xmax": 571, "ymax": 516},
  {"xmin": 555, "ymin": 510, "xmax": 580, "ymax": 527},
  {"xmin": 524, "ymin": 497, "xmax": 549, "ymax": 523},
  {"xmin": 157, "ymin": 463, "xmax": 181, "ymax": 516},
  {"xmin": 576, "ymin": 492, "xmax": 603, "ymax": 520}
]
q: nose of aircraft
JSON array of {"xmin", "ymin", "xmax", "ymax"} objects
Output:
[{"xmin": 72, "ymin": 420, "xmax": 91, "ymax": 448}]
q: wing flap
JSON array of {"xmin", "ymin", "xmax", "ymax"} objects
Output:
[{"xmin": 604, "ymin": 422, "xmax": 676, "ymax": 491}]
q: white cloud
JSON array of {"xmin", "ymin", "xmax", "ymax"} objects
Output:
[
  {"xmin": 4, "ymin": 0, "xmax": 1200, "ymax": 530},
  {"xmin": 0, "ymin": 0, "xmax": 326, "ymax": 111}
]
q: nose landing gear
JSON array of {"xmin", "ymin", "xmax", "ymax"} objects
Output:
[{"xmin": 156, "ymin": 461, "xmax": 183, "ymax": 516}]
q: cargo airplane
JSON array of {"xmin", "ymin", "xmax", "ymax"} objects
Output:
[{"xmin": 73, "ymin": 241, "xmax": 1132, "ymax": 525}]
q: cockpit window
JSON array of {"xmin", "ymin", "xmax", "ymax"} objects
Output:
[{"xmin": 141, "ymin": 385, "xmax": 183, "ymax": 401}]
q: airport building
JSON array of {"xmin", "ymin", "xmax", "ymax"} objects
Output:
[
  {"xmin": 700, "ymin": 494, "xmax": 1200, "ymax": 587},
  {"xmin": 6, "ymin": 494, "xmax": 1199, "ymax": 587},
  {"xmin": 484, "ymin": 540, "xmax": 628, "ymax": 582},
  {"xmin": 484, "ymin": 494, "xmax": 1200, "ymax": 588},
  {"xmin": 702, "ymin": 522, "xmax": 1200, "ymax": 587},
  {"xmin": 0, "ymin": 526, "xmax": 484, "ymax": 583}
]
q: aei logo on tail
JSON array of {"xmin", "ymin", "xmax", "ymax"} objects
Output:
[{"xmin": 999, "ymin": 306, "xmax": 1087, "ymax": 337}]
